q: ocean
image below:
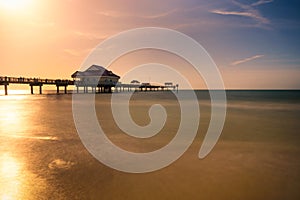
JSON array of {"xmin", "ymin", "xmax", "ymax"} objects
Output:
[{"xmin": 0, "ymin": 90, "xmax": 299, "ymax": 199}]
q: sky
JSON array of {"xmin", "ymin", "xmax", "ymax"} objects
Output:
[{"xmin": 0, "ymin": 0, "xmax": 299, "ymax": 89}]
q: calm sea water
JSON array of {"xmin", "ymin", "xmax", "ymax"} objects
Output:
[{"xmin": 0, "ymin": 90, "xmax": 299, "ymax": 200}]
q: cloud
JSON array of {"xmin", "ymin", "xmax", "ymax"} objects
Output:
[
  {"xmin": 211, "ymin": 0, "xmax": 272, "ymax": 25},
  {"xmin": 97, "ymin": 10, "xmax": 131, "ymax": 18},
  {"xmin": 73, "ymin": 31, "xmax": 109, "ymax": 40},
  {"xmin": 231, "ymin": 55, "xmax": 264, "ymax": 66},
  {"xmin": 251, "ymin": 0, "xmax": 274, "ymax": 6},
  {"xmin": 142, "ymin": 9, "xmax": 178, "ymax": 19},
  {"xmin": 98, "ymin": 9, "xmax": 177, "ymax": 20},
  {"xmin": 63, "ymin": 49, "xmax": 82, "ymax": 57},
  {"xmin": 63, "ymin": 48, "xmax": 92, "ymax": 57},
  {"xmin": 211, "ymin": 9, "xmax": 269, "ymax": 24}
]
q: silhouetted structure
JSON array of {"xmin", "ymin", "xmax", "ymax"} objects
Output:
[
  {"xmin": 165, "ymin": 82, "xmax": 179, "ymax": 92},
  {"xmin": 0, "ymin": 65, "xmax": 179, "ymax": 95},
  {"xmin": 72, "ymin": 65, "xmax": 120, "ymax": 93},
  {"xmin": 130, "ymin": 80, "xmax": 140, "ymax": 84},
  {"xmin": 0, "ymin": 76, "xmax": 73, "ymax": 95}
]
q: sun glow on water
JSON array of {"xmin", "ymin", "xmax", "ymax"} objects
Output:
[
  {"xmin": 0, "ymin": 95, "xmax": 30, "ymax": 137},
  {"xmin": 0, "ymin": 153, "xmax": 21, "ymax": 200},
  {"xmin": 0, "ymin": 90, "xmax": 29, "ymax": 96},
  {"xmin": 0, "ymin": 154, "xmax": 20, "ymax": 178}
]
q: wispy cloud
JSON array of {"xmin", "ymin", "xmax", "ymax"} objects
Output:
[
  {"xmin": 211, "ymin": 0, "xmax": 272, "ymax": 25},
  {"xmin": 63, "ymin": 48, "xmax": 92, "ymax": 57},
  {"xmin": 73, "ymin": 31, "xmax": 109, "ymax": 40},
  {"xmin": 63, "ymin": 49, "xmax": 81, "ymax": 57},
  {"xmin": 211, "ymin": 9, "xmax": 269, "ymax": 24},
  {"xmin": 233, "ymin": 0, "xmax": 271, "ymax": 24},
  {"xmin": 97, "ymin": 10, "xmax": 131, "ymax": 18},
  {"xmin": 98, "ymin": 9, "xmax": 177, "ymax": 20},
  {"xmin": 142, "ymin": 9, "xmax": 178, "ymax": 19},
  {"xmin": 252, "ymin": 0, "xmax": 274, "ymax": 6},
  {"xmin": 231, "ymin": 54, "xmax": 264, "ymax": 66}
]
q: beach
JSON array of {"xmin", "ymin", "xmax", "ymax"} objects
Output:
[{"xmin": 0, "ymin": 90, "xmax": 299, "ymax": 199}]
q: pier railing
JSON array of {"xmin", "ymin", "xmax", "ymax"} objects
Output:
[
  {"xmin": 0, "ymin": 76, "xmax": 74, "ymax": 95},
  {"xmin": 0, "ymin": 76, "xmax": 73, "ymax": 85}
]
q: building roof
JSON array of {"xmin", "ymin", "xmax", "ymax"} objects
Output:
[
  {"xmin": 71, "ymin": 65, "xmax": 120, "ymax": 78},
  {"xmin": 130, "ymin": 80, "xmax": 140, "ymax": 84}
]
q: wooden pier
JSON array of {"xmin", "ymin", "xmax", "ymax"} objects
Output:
[
  {"xmin": 0, "ymin": 76, "xmax": 178, "ymax": 95},
  {"xmin": 0, "ymin": 76, "xmax": 73, "ymax": 95}
]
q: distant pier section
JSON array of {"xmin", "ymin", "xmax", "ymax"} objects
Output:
[
  {"xmin": 1, "ymin": 65, "xmax": 178, "ymax": 95},
  {"xmin": 115, "ymin": 81, "xmax": 178, "ymax": 92}
]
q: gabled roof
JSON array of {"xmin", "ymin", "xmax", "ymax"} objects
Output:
[{"xmin": 71, "ymin": 65, "xmax": 120, "ymax": 78}]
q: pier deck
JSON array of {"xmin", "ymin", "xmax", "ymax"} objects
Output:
[{"xmin": 0, "ymin": 76, "xmax": 73, "ymax": 95}]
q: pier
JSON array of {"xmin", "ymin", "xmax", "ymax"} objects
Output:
[
  {"xmin": 0, "ymin": 76, "xmax": 178, "ymax": 95},
  {"xmin": 115, "ymin": 83, "xmax": 167, "ymax": 92},
  {"xmin": 0, "ymin": 76, "xmax": 73, "ymax": 95},
  {"xmin": 73, "ymin": 82, "xmax": 177, "ymax": 93}
]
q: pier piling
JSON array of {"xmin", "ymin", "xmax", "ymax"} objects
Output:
[{"xmin": 4, "ymin": 84, "xmax": 8, "ymax": 95}]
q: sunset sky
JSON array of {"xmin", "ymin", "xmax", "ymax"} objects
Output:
[{"xmin": 0, "ymin": 0, "xmax": 299, "ymax": 89}]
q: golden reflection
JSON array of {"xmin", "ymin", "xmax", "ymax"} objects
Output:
[
  {"xmin": 0, "ymin": 96, "xmax": 29, "ymax": 137},
  {"xmin": 0, "ymin": 153, "xmax": 21, "ymax": 200},
  {"xmin": 0, "ymin": 90, "xmax": 29, "ymax": 96},
  {"xmin": 0, "ymin": 99, "xmax": 55, "ymax": 140},
  {"xmin": 0, "ymin": 94, "xmax": 49, "ymax": 199},
  {"xmin": 0, "ymin": 98, "xmax": 28, "ymax": 199},
  {"xmin": 0, "ymin": 94, "xmax": 27, "ymax": 100}
]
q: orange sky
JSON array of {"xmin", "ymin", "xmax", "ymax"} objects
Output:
[{"xmin": 1, "ymin": 0, "xmax": 299, "ymax": 89}]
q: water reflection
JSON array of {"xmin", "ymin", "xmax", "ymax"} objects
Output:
[
  {"xmin": 0, "ymin": 96, "xmax": 45, "ymax": 199},
  {"xmin": 0, "ymin": 90, "xmax": 30, "ymax": 96},
  {"xmin": 0, "ymin": 153, "xmax": 21, "ymax": 200},
  {"xmin": 0, "ymin": 97, "xmax": 26, "ymax": 199},
  {"xmin": 0, "ymin": 96, "xmax": 29, "ymax": 137}
]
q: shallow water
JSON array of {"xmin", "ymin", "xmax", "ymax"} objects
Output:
[{"xmin": 0, "ymin": 90, "xmax": 299, "ymax": 199}]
